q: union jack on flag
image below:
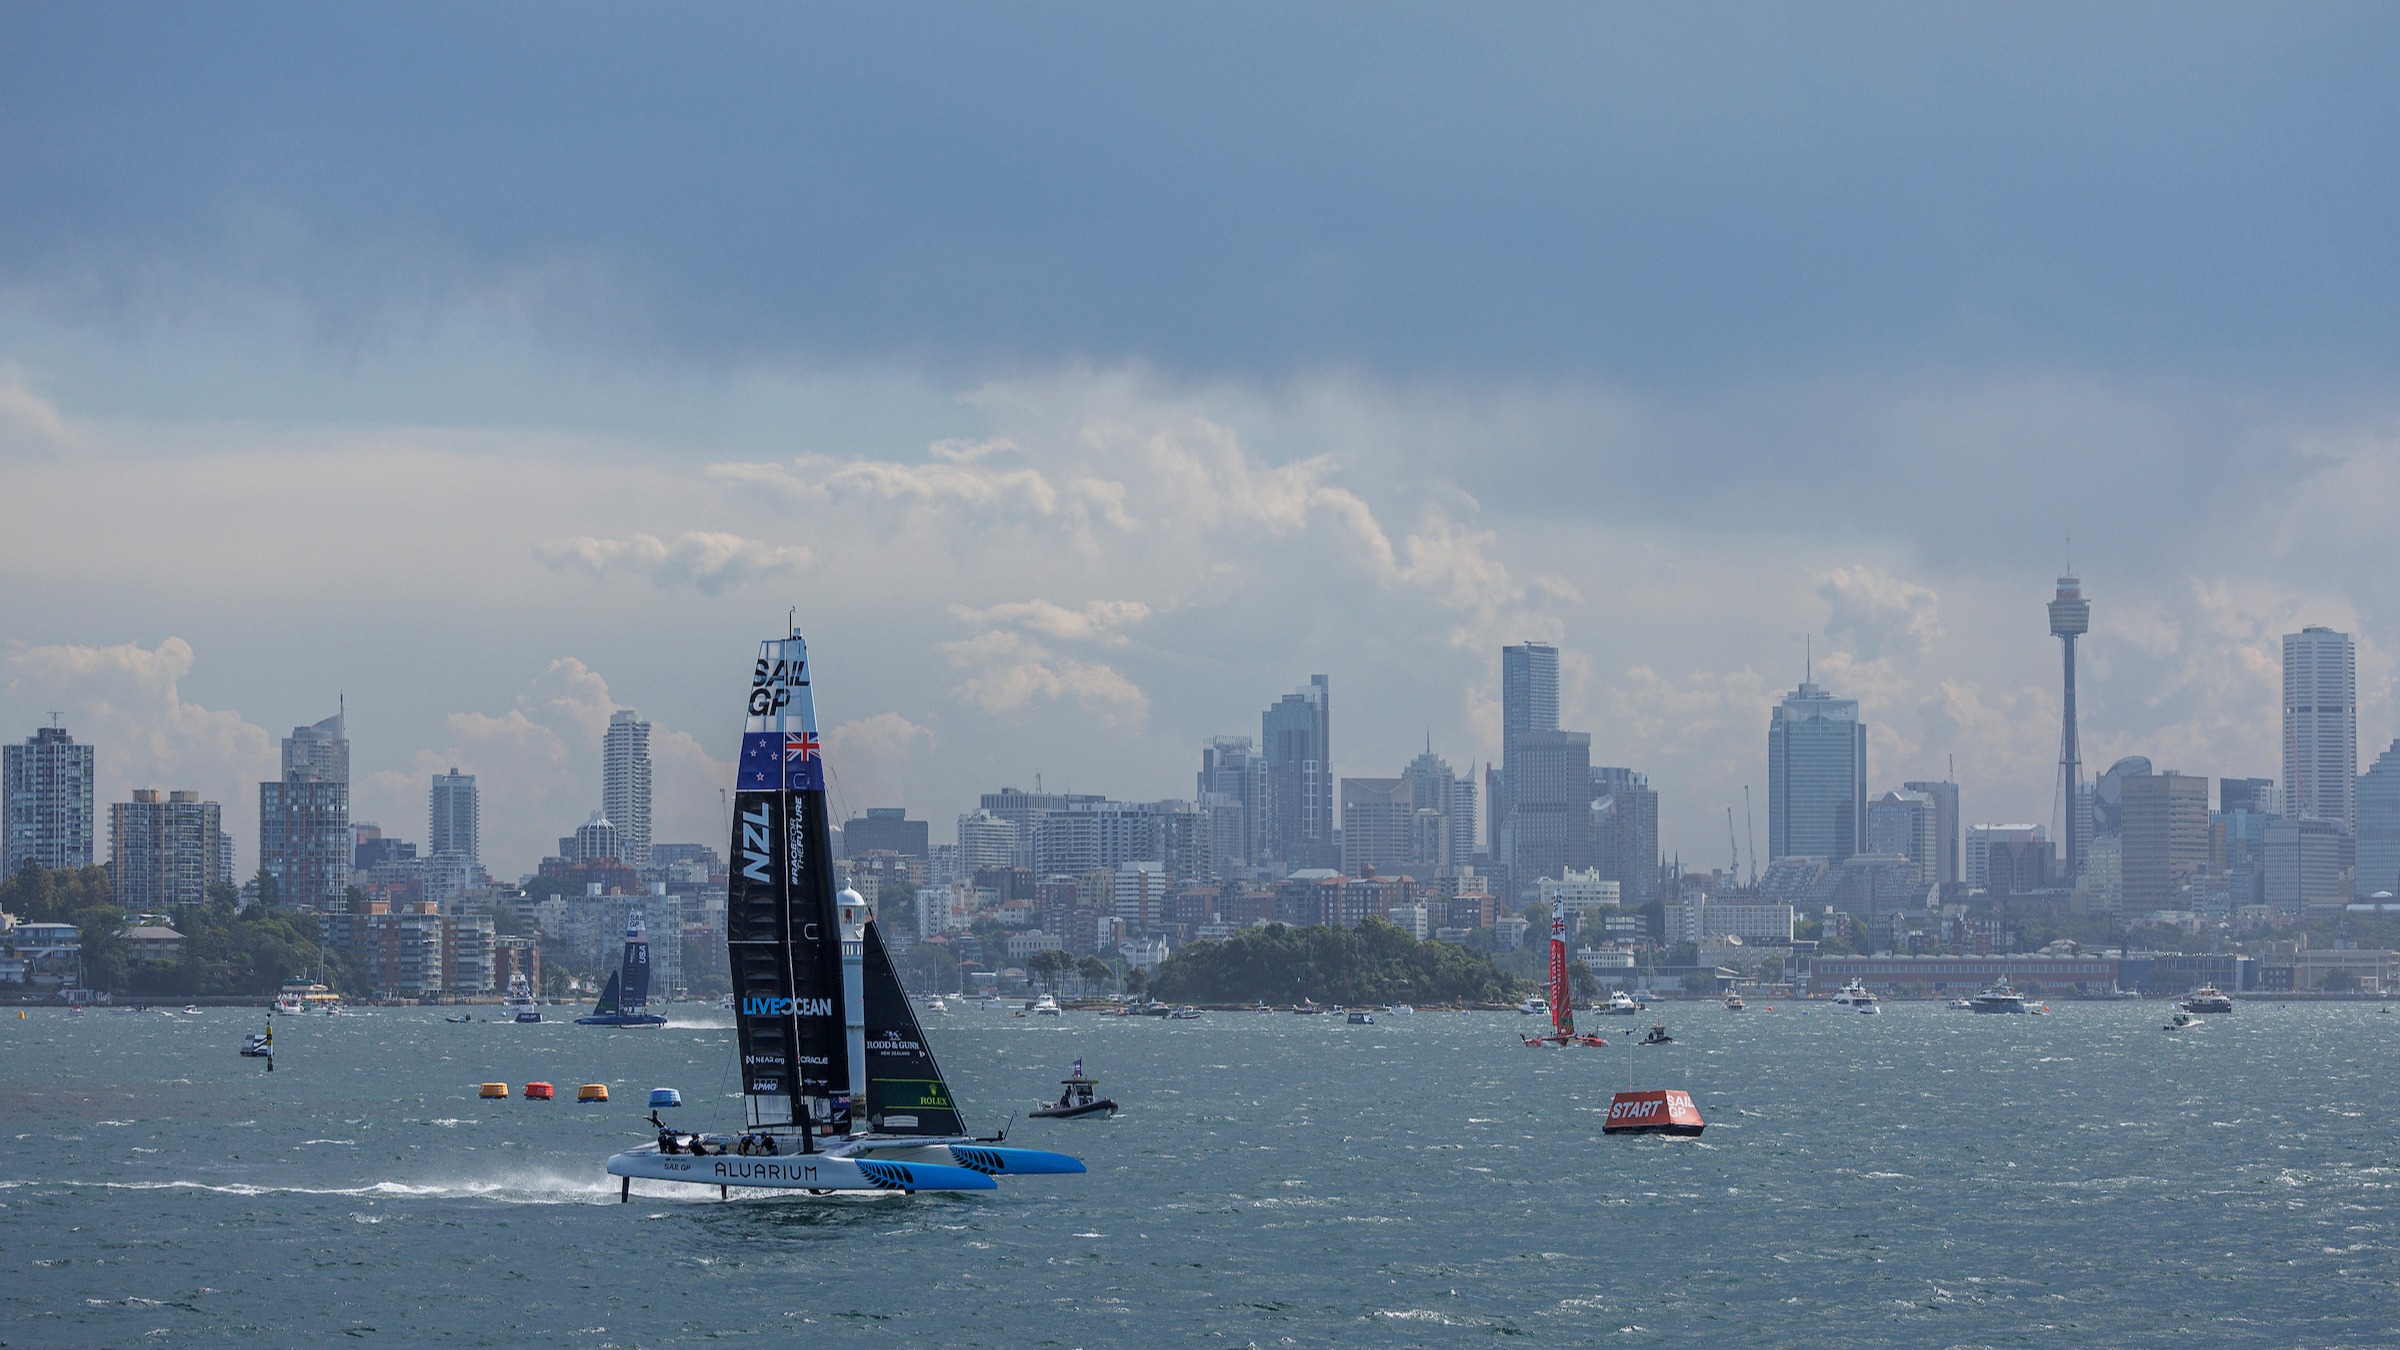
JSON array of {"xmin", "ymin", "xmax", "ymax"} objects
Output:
[{"xmin": 785, "ymin": 731, "xmax": 821, "ymax": 764}]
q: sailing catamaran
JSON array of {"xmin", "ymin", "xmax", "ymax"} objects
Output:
[
  {"xmin": 605, "ymin": 626, "xmax": 1085, "ymax": 1197},
  {"xmin": 1523, "ymin": 912, "xmax": 1606, "ymax": 1048},
  {"xmin": 576, "ymin": 913, "xmax": 670, "ymax": 1027}
]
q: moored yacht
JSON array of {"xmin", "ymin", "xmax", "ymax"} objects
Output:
[
  {"xmin": 1833, "ymin": 978, "xmax": 1881, "ymax": 1014},
  {"xmin": 2181, "ymin": 985, "xmax": 2234, "ymax": 1014},
  {"xmin": 1969, "ymin": 980, "xmax": 2028, "ymax": 1013},
  {"xmin": 1029, "ymin": 993, "xmax": 1061, "ymax": 1016},
  {"xmin": 1517, "ymin": 994, "xmax": 1550, "ymax": 1017},
  {"xmin": 1598, "ymin": 991, "xmax": 1642, "ymax": 1016}
]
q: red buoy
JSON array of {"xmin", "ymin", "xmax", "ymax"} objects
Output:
[{"xmin": 1603, "ymin": 1089, "xmax": 1706, "ymax": 1136}]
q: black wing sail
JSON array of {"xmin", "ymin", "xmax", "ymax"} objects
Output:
[
  {"xmin": 621, "ymin": 922, "xmax": 651, "ymax": 1013},
  {"xmin": 727, "ymin": 633, "xmax": 851, "ymax": 1135},
  {"xmin": 861, "ymin": 920, "xmax": 966, "ymax": 1136},
  {"xmin": 591, "ymin": 970, "xmax": 621, "ymax": 1017}
]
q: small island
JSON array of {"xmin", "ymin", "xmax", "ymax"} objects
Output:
[{"xmin": 1146, "ymin": 918, "xmax": 1526, "ymax": 1006}]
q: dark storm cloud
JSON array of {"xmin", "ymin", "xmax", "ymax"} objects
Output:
[{"xmin": 5, "ymin": 3, "xmax": 2397, "ymax": 385}]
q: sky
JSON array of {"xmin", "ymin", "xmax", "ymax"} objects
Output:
[{"xmin": 5, "ymin": 4, "xmax": 2400, "ymax": 878}]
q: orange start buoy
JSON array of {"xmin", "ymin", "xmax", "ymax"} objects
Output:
[{"xmin": 523, "ymin": 1081, "xmax": 555, "ymax": 1101}]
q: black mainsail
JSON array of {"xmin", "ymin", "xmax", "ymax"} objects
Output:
[{"xmin": 726, "ymin": 633, "xmax": 850, "ymax": 1138}]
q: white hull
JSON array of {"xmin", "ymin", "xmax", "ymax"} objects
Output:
[
  {"xmin": 609, "ymin": 1147, "xmax": 976, "ymax": 1193},
  {"xmin": 607, "ymin": 1134, "xmax": 1082, "ymax": 1194}
]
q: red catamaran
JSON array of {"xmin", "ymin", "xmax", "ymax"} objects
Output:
[{"xmin": 1523, "ymin": 912, "xmax": 1606, "ymax": 1048}]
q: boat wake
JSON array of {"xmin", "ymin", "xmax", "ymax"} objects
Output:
[{"xmin": 11, "ymin": 1170, "xmax": 678, "ymax": 1205}]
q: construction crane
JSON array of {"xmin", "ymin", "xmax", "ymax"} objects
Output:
[
  {"xmin": 1743, "ymin": 786, "xmax": 1758, "ymax": 890},
  {"xmin": 1727, "ymin": 807, "xmax": 1740, "ymax": 887}
]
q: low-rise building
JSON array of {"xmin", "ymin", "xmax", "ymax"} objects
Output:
[
  {"xmin": 118, "ymin": 925, "xmax": 185, "ymax": 965},
  {"xmin": 1809, "ymin": 954, "xmax": 2123, "ymax": 998}
]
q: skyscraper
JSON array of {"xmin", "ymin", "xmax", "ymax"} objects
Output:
[
  {"xmin": 3, "ymin": 723, "xmax": 95, "ymax": 874},
  {"xmin": 2119, "ymin": 771, "xmax": 2209, "ymax": 913},
  {"xmin": 1767, "ymin": 679, "xmax": 1867, "ymax": 863},
  {"xmin": 1866, "ymin": 789, "xmax": 1937, "ymax": 880},
  {"xmin": 2283, "ymin": 626, "xmax": 2357, "ymax": 834},
  {"xmin": 2356, "ymin": 744, "xmax": 2400, "ymax": 898},
  {"xmin": 603, "ymin": 709, "xmax": 653, "ymax": 869},
  {"xmin": 1590, "ymin": 768, "xmax": 1657, "ymax": 903},
  {"xmin": 1495, "ymin": 641, "xmax": 1562, "ymax": 894},
  {"xmin": 1261, "ymin": 676, "xmax": 1332, "ymax": 867},
  {"xmin": 1197, "ymin": 736, "xmax": 1270, "ymax": 875},
  {"xmin": 429, "ymin": 768, "xmax": 480, "ymax": 874},
  {"xmin": 1505, "ymin": 730, "xmax": 1592, "ymax": 894},
  {"xmin": 259, "ymin": 712, "xmax": 350, "ymax": 910},
  {"xmin": 110, "ymin": 789, "xmax": 224, "ymax": 909},
  {"xmin": 1901, "ymin": 779, "xmax": 1962, "ymax": 886},
  {"xmin": 1501, "ymin": 642, "xmax": 1560, "ymax": 743},
  {"xmin": 2049, "ymin": 573, "xmax": 2091, "ymax": 878}
]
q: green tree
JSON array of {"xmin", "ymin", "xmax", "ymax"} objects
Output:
[
  {"xmin": 1147, "ymin": 918, "xmax": 1526, "ymax": 1005},
  {"xmin": 1567, "ymin": 960, "xmax": 1599, "ymax": 1000}
]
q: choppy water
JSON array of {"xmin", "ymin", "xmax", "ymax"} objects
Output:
[{"xmin": 2, "ymin": 999, "xmax": 2397, "ymax": 1347}]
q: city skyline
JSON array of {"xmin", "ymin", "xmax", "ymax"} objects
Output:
[{"xmin": 0, "ymin": 603, "xmax": 2380, "ymax": 886}]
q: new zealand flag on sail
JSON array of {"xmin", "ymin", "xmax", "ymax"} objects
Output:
[{"xmin": 739, "ymin": 730, "xmax": 825, "ymax": 791}]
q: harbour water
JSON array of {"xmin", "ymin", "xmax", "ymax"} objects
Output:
[{"xmin": 3, "ymin": 1000, "xmax": 2397, "ymax": 1346}]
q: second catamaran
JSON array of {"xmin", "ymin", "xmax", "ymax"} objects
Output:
[
  {"xmin": 576, "ymin": 913, "xmax": 670, "ymax": 1027},
  {"xmin": 605, "ymin": 624, "xmax": 1084, "ymax": 1197}
]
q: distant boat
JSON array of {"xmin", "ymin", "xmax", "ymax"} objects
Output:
[
  {"xmin": 1833, "ymin": 979, "xmax": 1882, "ymax": 1014},
  {"xmin": 1031, "ymin": 1060, "xmax": 1117, "ymax": 1119},
  {"xmin": 1384, "ymin": 1003, "xmax": 1414, "ymax": 1015},
  {"xmin": 1969, "ymin": 981, "xmax": 2028, "ymax": 1014},
  {"xmin": 1030, "ymin": 994, "xmax": 1062, "ymax": 1017},
  {"xmin": 2181, "ymin": 986, "xmax": 2235, "ymax": 1014},
  {"xmin": 1169, "ymin": 1005, "xmax": 1203, "ymax": 1020},
  {"xmin": 2164, "ymin": 1010, "xmax": 2202, "ymax": 1032},
  {"xmin": 182, "ymin": 1005, "xmax": 203, "ymax": 1016},
  {"xmin": 1521, "ymin": 914, "xmax": 1606, "ymax": 1047},
  {"xmin": 445, "ymin": 1013, "xmax": 474, "ymax": 1023},
  {"xmin": 1347, "ymin": 1010, "xmax": 1375, "ymax": 1025},
  {"xmin": 240, "ymin": 1025, "xmax": 273, "ymax": 1060},
  {"xmin": 1517, "ymin": 994, "xmax": 1550, "ymax": 1017},
  {"xmin": 1597, "ymin": 991, "xmax": 1642, "ymax": 1016},
  {"xmin": 1639, "ymin": 1022, "xmax": 1674, "ymax": 1046},
  {"xmin": 576, "ymin": 914, "xmax": 669, "ymax": 1028},
  {"xmin": 1722, "ymin": 993, "xmax": 1746, "ymax": 1012}
]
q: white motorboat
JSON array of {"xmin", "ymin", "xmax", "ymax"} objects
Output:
[
  {"xmin": 1598, "ymin": 991, "xmax": 1642, "ymax": 1016},
  {"xmin": 182, "ymin": 1005, "xmax": 203, "ymax": 1016},
  {"xmin": 273, "ymin": 993, "xmax": 304, "ymax": 1016},
  {"xmin": 1832, "ymin": 978, "xmax": 1881, "ymax": 1014},
  {"xmin": 1722, "ymin": 993, "xmax": 1746, "ymax": 1012},
  {"xmin": 1029, "ymin": 994, "xmax": 1062, "ymax": 1016},
  {"xmin": 1969, "ymin": 981, "xmax": 2028, "ymax": 1014},
  {"xmin": 505, "ymin": 969, "xmax": 543, "ymax": 1023},
  {"xmin": 1384, "ymin": 1003, "xmax": 1414, "ymax": 1015},
  {"xmin": 925, "ymin": 997, "xmax": 949, "ymax": 1013},
  {"xmin": 1517, "ymin": 994, "xmax": 1550, "ymax": 1017},
  {"xmin": 2181, "ymin": 985, "xmax": 2235, "ymax": 1014}
]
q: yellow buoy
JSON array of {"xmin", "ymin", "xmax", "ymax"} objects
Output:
[
  {"xmin": 577, "ymin": 1083, "xmax": 609, "ymax": 1103},
  {"xmin": 478, "ymin": 1082, "xmax": 509, "ymax": 1099}
]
